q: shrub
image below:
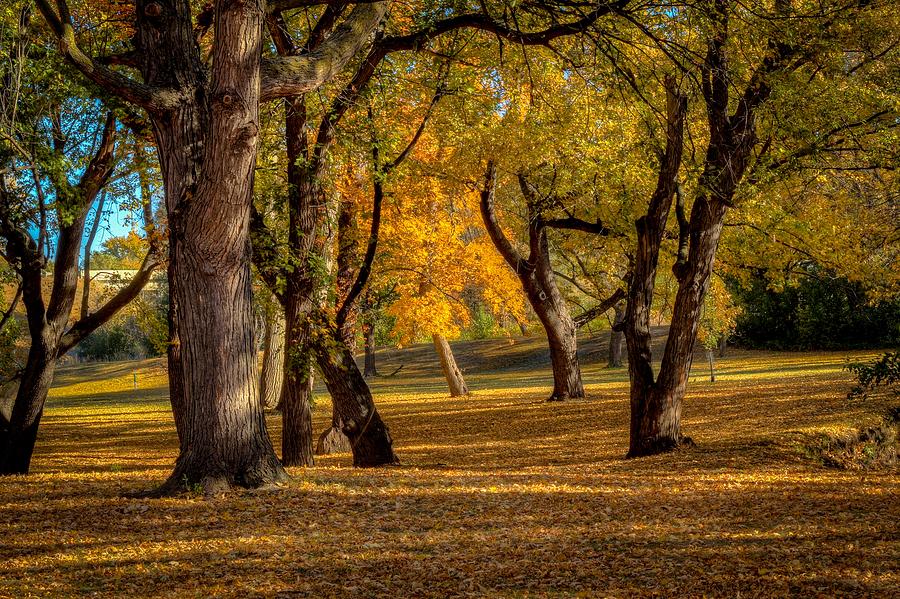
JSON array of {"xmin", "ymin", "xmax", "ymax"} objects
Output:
[{"xmin": 846, "ymin": 352, "xmax": 900, "ymax": 401}]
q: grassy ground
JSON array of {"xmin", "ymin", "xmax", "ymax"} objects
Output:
[{"xmin": 1, "ymin": 336, "xmax": 898, "ymax": 598}]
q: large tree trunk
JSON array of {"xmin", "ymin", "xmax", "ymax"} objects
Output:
[
  {"xmin": 531, "ymin": 290, "xmax": 583, "ymax": 400},
  {"xmin": 623, "ymin": 78, "xmax": 688, "ymax": 458},
  {"xmin": 432, "ymin": 333, "xmax": 468, "ymax": 397},
  {"xmin": 608, "ymin": 302, "xmax": 625, "ymax": 368},
  {"xmin": 143, "ymin": 1, "xmax": 285, "ymax": 493},
  {"xmin": 259, "ymin": 301, "xmax": 285, "ymax": 410},
  {"xmin": 313, "ymin": 323, "xmax": 397, "ymax": 467},
  {"xmin": 629, "ymin": 200, "xmax": 727, "ymax": 456},
  {"xmin": 363, "ymin": 321, "xmax": 377, "ymax": 378}
]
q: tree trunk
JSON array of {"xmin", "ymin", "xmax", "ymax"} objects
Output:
[
  {"xmin": 623, "ymin": 78, "xmax": 688, "ymax": 458},
  {"xmin": 479, "ymin": 166, "xmax": 584, "ymax": 401},
  {"xmin": 0, "ymin": 343, "xmax": 54, "ymax": 474},
  {"xmin": 144, "ymin": 2, "xmax": 285, "ymax": 493},
  {"xmin": 259, "ymin": 302, "xmax": 285, "ymax": 410},
  {"xmin": 279, "ymin": 297, "xmax": 315, "ymax": 467},
  {"xmin": 363, "ymin": 321, "xmax": 377, "ymax": 378},
  {"xmin": 718, "ymin": 335, "xmax": 727, "ymax": 358},
  {"xmin": 608, "ymin": 302, "xmax": 625, "ymax": 368},
  {"xmin": 707, "ymin": 349, "xmax": 716, "ymax": 382},
  {"xmin": 542, "ymin": 309, "xmax": 583, "ymax": 400},
  {"xmin": 432, "ymin": 333, "xmax": 468, "ymax": 397},
  {"xmin": 313, "ymin": 323, "xmax": 397, "ymax": 467},
  {"xmin": 336, "ymin": 196, "xmax": 360, "ymax": 353}
]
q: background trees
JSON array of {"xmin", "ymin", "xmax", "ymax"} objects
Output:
[{"xmin": 5, "ymin": 0, "xmax": 894, "ymax": 487}]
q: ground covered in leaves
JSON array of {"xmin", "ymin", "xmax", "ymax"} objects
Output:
[{"xmin": 1, "ymin": 341, "xmax": 898, "ymax": 598}]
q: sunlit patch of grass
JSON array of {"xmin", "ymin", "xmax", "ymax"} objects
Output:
[{"xmin": 1, "ymin": 345, "xmax": 897, "ymax": 597}]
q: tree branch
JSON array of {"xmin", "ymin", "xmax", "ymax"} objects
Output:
[
  {"xmin": 57, "ymin": 250, "xmax": 162, "ymax": 356},
  {"xmin": 573, "ymin": 288, "xmax": 625, "ymax": 328},
  {"xmin": 380, "ymin": 1, "xmax": 630, "ymax": 53},
  {"xmin": 544, "ymin": 216, "xmax": 611, "ymax": 235},
  {"xmin": 260, "ymin": 2, "xmax": 390, "ymax": 101},
  {"xmin": 479, "ymin": 162, "xmax": 528, "ymax": 274},
  {"xmin": 34, "ymin": 0, "xmax": 182, "ymax": 112},
  {"xmin": 0, "ymin": 285, "xmax": 22, "ymax": 331}
]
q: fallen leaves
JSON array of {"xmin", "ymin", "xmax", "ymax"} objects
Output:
[{"xmin": 0, "ymin": 348, "xmax": 897, "ymax": 597}]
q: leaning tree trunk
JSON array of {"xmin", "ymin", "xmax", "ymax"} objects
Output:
[
  {"xmin": 479, "ymin": 165, "xmax": 584, "ymax": 401},
  {"xmin": 313, "ymin": 321, "xmax": 397, "ymax": 467},
  {"xmin": 630, "ymin": 199, "xmax": 727, "ymax": 455},
  {"xmin": 363, "ymin": 321, "xmax": 377, "ymax": 378},
  {"xmin": 259, "ymin": 302, "xmax": 286, "ymax": 410},
  {"xmin": 608, "ymin": 302, "xmax": 625, "ymax": 368},
  {"xmin": 432, "ymin": 333, "xmax": 468, "ymax": 397}
]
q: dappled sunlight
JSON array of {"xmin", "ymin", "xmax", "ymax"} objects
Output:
[{"xmin": 1, "ymin": 349, "xmax": 897, "ymax": 597}]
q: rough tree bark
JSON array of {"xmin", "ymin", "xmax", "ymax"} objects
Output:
[{"xmin": 432, "ymin": 333, "xmax": 468, "ymax": 396}]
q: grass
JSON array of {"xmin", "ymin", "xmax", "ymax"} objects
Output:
[{"xmin": 1, "ymin": 337, "xmax": 898, "ymax": 598}]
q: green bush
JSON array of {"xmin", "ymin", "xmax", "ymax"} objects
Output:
[
  {"xmin": 731, "ymin": 267, "xmax": 900, "ymax": 350},
  {"xmin": 847, "ymin": 352, "xmax": 900, "ymax": 401}
]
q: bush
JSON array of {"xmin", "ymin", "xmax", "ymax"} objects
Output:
[
  {"xmin": 77, "ymin": 319, "xmax": 148, "ymax": 361},
  {"xmin": 847, "ymin": 352, "xmax": 900, "ymax": 401},
  {"xmin": 731, "ymin": 267, "xmax": 900, "ymax": 350},
  {"xmin": 804, "ymin": 408, "xmax": 899, "ymax": 470}
]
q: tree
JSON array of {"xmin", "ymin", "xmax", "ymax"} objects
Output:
[
  {"xmin": 258, "ymin": 293, "xmax": 285, "ymax": 410},
  {"xmin": 0, "ymin": 6, "xmax": 162, "ymax": 473},
  {"xmin": 34, "ymin": 0, "xmax": 400, "ymax": 490},
  {"xmin": 480, "ymin": 165, "xmax": 623, "ymax": 399},
  {"xmin": 251, "ymin": 3, "xmax": 624, "ymax": 466},
  {"xmin": 621, "ymin": 0, "xmax": 898, "ymax": 456}
]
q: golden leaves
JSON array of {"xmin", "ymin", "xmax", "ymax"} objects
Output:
[{"xmin": 1, "ymin": 347, "xmax": 897, "ymax": 597}]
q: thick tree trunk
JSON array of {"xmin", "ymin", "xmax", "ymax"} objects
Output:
[
  {"xmin": 144, "ymin": 1, "xmax": 285, "ymax": 493},
  {"xmin": 432, "ymin": 333, "xmax": 468, "ymax": 397},
  {"xmin": 545, "ymin": 314, "xmax": 583, "ymax": 400},
  {"xmin": 623, "ymin": 79, "xmax": 689, "ymax": 458},
  {"xmin": 363, "ymin": 321, "xmax": 377, "ymax": 378},
  {"xmin": 608, "ymin": 303, "xmax": 625, "ymax": 368},
  {"xmin": 259, "ymin": 302, "xmax": 285, "ymax": 410},
  {"xmin": 313, "ymin": 325, "xmax": 397, "ymax": 467}
]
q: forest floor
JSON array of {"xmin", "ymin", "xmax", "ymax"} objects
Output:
[{"xmin": 1, "ymin": 336, "xmax": 898, "ymax": 598}]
